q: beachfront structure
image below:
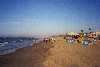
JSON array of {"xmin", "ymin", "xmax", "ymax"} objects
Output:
[{"xmin": 67, "ymin": 32, "xmax": 79, "ymax": 36}]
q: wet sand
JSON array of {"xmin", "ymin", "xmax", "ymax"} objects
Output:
[{"xmin": 0, "ymin": 37, "xmax": 100, "ymax": 67}]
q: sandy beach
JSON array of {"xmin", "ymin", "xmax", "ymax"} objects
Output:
[{"xmin": 0, "ymin": 36, "xmax": 100, "ymax": 67}]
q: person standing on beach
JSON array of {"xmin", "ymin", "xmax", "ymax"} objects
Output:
[
  {"xmin": 93, "ymin": 38, "xmax": 96, "ymax": 45},
  {"xmin": 45, "ymin": 38, "xmax": 48, "ymax": 44},
  {"xmin": 43, "ymin": 38, "xmax": 48, "ymax": 44},
  {"xmin": 50, "ymin": 37, "xmax": 56, "ymax": 44}
]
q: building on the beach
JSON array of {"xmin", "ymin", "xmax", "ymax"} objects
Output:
[{"xmin": 67, "ymin": 32, "xmax": 79, "ymax": 36}]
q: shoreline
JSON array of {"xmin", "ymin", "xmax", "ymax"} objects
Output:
[{"xmin": 0, "ymin": 37, "xmax": 100, "ymax": 67}]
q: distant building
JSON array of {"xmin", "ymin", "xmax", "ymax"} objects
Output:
[{"xmin": 67, "ymin": 32, "xmax": 79, "ymax": 36}]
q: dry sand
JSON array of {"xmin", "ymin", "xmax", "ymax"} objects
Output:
[{"xmin": 0, "ymin": 37, "xmax": 100, "ymax": 67}]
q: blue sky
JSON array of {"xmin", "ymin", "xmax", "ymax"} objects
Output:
[{"xmin": 0, "ymin": 0, "xmax": 100, "ymax": 37}]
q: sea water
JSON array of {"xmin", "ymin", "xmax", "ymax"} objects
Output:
[{"xmin": 0, "ymin": 37, "xmax": 39, "ymax": 55}]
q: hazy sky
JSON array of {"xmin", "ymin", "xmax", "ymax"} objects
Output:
[{"xmin": 0, "ymin": 0, "xmax": 100, "ymax": 37}]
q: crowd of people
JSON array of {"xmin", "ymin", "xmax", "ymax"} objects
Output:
[
  {"xmin": 43, "ymin": 37, "xmax": 56, "ymax": 44},
  {"xmin": 42, "ymin": 31, "xmax": 100, "ymax": 48},
  {"xmin": 64, "ymin": 32, "xmax": 99, "ymax": 47}
]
